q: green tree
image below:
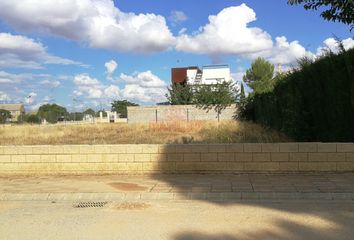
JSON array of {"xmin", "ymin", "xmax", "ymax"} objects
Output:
[
  {"xmin": 240, "ymin": 83, "xmax": 246, "ymax": 102},
  {"xmin": 166, "ymin": 82, "xmax": 194, "ymax": 105},
  {"xmin": 111, "ymin": 100, "xmax": 139, "ymax": 118},
  {"xmin": 83, "ymin": 108, "xmax": 95, "ymax": 116},
  {"xmin": 243, "ymin": 57, "xmax": 275, "ymax": 94},
  {"xmin": 288, "ymin": 0, "xmax": 354, "ymax": 30},
  {"xmin": 23, "ymin": 114, "xmax": 40, "ymax": 124},
  {"xmin": 0, "ymin": 109, "xmax": 11, "ymax": 123},
  {"xmin": 194, "ymin": 81, "xmax": 238, "ymax": 115},
  {"xmin": 37, "ymin": 104, "xmax": 68, "ymax": 123}
]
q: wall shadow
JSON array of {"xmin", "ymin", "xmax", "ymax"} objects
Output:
[{"xmin": 151, "ymin": 144, "xmax": 354, "ymax": 240}]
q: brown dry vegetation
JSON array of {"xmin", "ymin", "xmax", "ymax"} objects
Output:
[{"xmin": 0, "ymin": 121, "xmax": 291, "ymax": 145}]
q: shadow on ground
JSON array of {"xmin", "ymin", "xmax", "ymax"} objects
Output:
[{"xmin": 152, "ymin": 144, "xmax": 354, "ymax": 240}]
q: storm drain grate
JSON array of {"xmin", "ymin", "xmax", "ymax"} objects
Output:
[{"xmin": 73, "ymin": 201, "xmax": 108, "ymax": 208}]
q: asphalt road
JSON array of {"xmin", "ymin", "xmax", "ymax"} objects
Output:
[{"xmin": 1, "ymin": 200, "xmax": 354, "ymax": 240}]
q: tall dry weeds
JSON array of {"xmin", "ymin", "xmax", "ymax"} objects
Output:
[{"xmin": 0, "ymin": 121, "xmax": 290, "ymax": 145}]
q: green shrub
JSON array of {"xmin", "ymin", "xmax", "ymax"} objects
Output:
[{"xmin": 242, "ymin": 48, "xmax": 354, "ymax": 142}]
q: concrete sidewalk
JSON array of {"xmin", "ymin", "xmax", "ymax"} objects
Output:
[{"xmin": 1, "ymin": 173, "xmax": 354, "ymax": 201}]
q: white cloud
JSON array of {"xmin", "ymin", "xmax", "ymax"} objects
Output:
[
  {"xmin": 0, "ymin": 0, "xmax": 175, "ymax": 53},
  {"xmin": 39, "ymin": 80, "xmax": 61, "ymax": 88},
  {"xmin": 176, "ymin": 4, "xmax": 273, "ymax": 56},
  {"xmin": 316, "ymin": 37, "xmax": 354, "ymax": 56},
  {"xmin": 104, "ymin": 85, "xmax": 120, "ymax": 99},
  {"xmin": 73, "ymin": 74, "xmax": 104, "ymax": 99},
  {"xmin": 0, "ymin": 32, "xmax": 84, "ymax": 69},
  {"xmin": 258, "ymin": 36, "xmax": 314, "ymax": 65},
  {"xmin": 119, "ymin": 71, "xmax": 167, "ymax": 103},
  {"xmin": 0, "ymin": 91, "xmax": 10, "ymax": 101},
  {"xmin": 169, "ymin": 11, "xmax": 188, "ymax": 24},
  {"xmin": 120, "ymin": 71, "xmax": 166, "ymax": 88},
  {"xmin": 105, "ymin": 60, "xmax": 117, "ymax": 80},
  {"xmin": 25, "ymin": 92, "xmax": 37, "ymax": 104}
]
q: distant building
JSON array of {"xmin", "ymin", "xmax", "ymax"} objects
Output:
[
  {"xmin": 171, "ymin": 64, "xmax": 231, "ymax": 85},
  {"xmin": 0, "ymin": 104, "xmax": 25, "ymax": 122}
]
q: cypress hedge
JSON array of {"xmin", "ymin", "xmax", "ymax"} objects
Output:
[{"xmin": 244, "ymin": 48, "xmax": 354, "ymax": 142}]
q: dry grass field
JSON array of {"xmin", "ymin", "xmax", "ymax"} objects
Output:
[{"xmin": 0, "ymin": 121, "xmax": 290, "ymax": 145}]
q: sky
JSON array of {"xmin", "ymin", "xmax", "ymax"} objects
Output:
[{"xmin": 0, "ymin": 0, "xmax": 353, "ymax": 112}]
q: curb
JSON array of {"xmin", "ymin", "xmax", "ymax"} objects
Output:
[{"xmin": 1, "ymin": 192, "xmax": 354, "ymax": 201}]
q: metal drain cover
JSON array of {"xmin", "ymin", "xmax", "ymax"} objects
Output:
[{"xmin": 73, "ymin": 201, "xmax": 108, "ymax": 208}]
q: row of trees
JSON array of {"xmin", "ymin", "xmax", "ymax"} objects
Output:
[{"xmin": 16, "ymin": 100, "xmax": 140, "ymax": 124}]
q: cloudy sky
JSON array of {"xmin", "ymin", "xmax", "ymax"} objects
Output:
[{"xmin": 0, "ymin": 0, "xmax": 353, "ymax": 111}]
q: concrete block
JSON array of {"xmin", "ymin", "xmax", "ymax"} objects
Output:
[
  {"xmin": 0, "ymin": 155, "xmax": 11, "ymax": 163},
  {"xmin": 337, "ymin": 143, "xmax": 354, "ymax": 152},
  {"xmin": 183, "ymin": 153, "xmax": 200, "ymax": 162},
  {"xmin": 279, "ymin": 143, "xmax": 298, "ymax": 152},
  {"xmin": 3, "ymin": 146, "xmax": 18, "ymax": 154},
  {"xmin": 40, "ymin": 155, "xmax": 56, "ymax": 162},
  {"xmin": 0, "ymin": 163, "xmax": 19, "ymax": 171},
  {"xmin": 126, "ymin": 163, "xmax": 142, "ymax": 171},
  {"xmin": 260, "ymin": 162, "xmax": 280, "ymax": 171},
  {"xmin": 327, "ymin": 153, "xmax": 346, "ymax": 162},
  {"xmin": 11, "ymin": 155, "xmax": 25, "ymax": 163},
  {"xmin": 48, "ymin": 146, "xmax": 64, "ymax": 154},
  {"xmin": 176, "ymin": 145, "xmax": 208, "ymax": 153},
  {"xmin": 244, "ymin": 162, "xmax": 262, "ymax": 171},
  {"xmin": 298, "ymin": 143, "xmax": 317, "ymax": 152},
  {"xmin": 346, "ymin": 153, "xmax": 354, "ymax": 162},
  {"xmin": 150, "ymin": 154, "xmax": 167, "ymax": 162},
  {"xmin": 134, "ymin": 154, "xmax": 151, "ymax": 162},
  {"xmin": 225, "ymin": 144, "xmax": 243, "ymax": 153},
  {"xmin": 279, "ymin": 162, "xmax": 299, "ymax": 171},
  {"xmin": 142, "ymin": 145, "xmax": 159, "ymax": 153},
  {"xmin": 244, "ymin": 144, "xmax": 261, "ymax": 152},
  {"xmin": 208, "ymin": 144, "xmax": 226, "ymax": 153},
  {"xmin": 87, "ymin": 154, "xmax": 103, "ymax": 163},
  {"xmin": 317, "ymin": 143, "xmax": 336, "ymax": 153},
  {"xmin": 337, "ymin": 144, "xmax": 354, "ymax": 152},
  {"xmin": 126, "ymin": 145, "xmax": 143, "ymax": 153},
  {"xmin": 25, "ymin": 155, "xmax": 41, "ymax": 162},
  {"xmin": 336, "ymin": 162, "xmax": 354, "ymax": 171},
  {"xmin": 56, "ymin": 155, "xmax": 72, "ymax": 163},
  {"xmin": 101, "ymin": 154, "xmax": 118, "ymax": 162},
  {"xmin": 217, "ymin": 153, "xmax": 234, "ymax": 161},
  {"xmin": 176, "ymin": 162, "xmax": 202, "ymax": 171},
  {"xmin": 109, "ymin": 145, "xmax": 126, "ymax": 153},
  {"xmin": 118, "ymin": 154, "xmax": 134, "ymax": 162},
  {"xmin": 235, "ymin": 153, "xmax": 252, "ymax": 162},
  {"xmin": 289, "ymin": 153, "xmax": 307, "ymax": 162},
  {"xmin": 17, "ymin": 146, "xmax": 33, "ymax": 154},
  {"xmin": 167, "ymin": 153, "xmax": 183, "ymax": 162},
  {"xmin": 262, "ymin": 144, "xmax": 279, "ymax": 152},
  {"xmin": 71, "ymin": 154, "xmax": 88, "ymax": 162},
  {"xmin": 200, "ymin": 153, "xmax": 217, "ymax": 162},
  {"xmin": 79, "ymin": 145, "xmax": 95, "ymax": 154},
  {"xmin": 253, "ymin": 153, "xmax": 271, "ymax": 162},
  {"xmin": 317, "ymin": 162, "xmax": 337, "ymax": 171},
  {"xmin": 228, "ymin": 162, "xmax": 244, "ymax": 171},
  {"xmin": 299, "ymin": 162, "xmax": 317, "ymax": 171},
  {"xmin": 110, "ymin": 163, "xmax": 127, "ymax": 171},
  {"xmin": 94, "ymin": 146, "xmax": 111, "ymax": 153},
  {"xmin": 158, "ymin": 145, "xmax": 176, "ymax": 153},
  {"xmin": 308, "ymin": 153, "xmax": 327, "ymax": 162},
  {"xmin": 271, "ymin": 153, "xmax": 289, "ymax": 162},
  {"xmin": 63, "ymin": 145, "xmax": 80, "ymax": 154}
]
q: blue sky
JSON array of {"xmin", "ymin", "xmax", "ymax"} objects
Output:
[{"xmin": 0, "ymin": 0, "xmax": 352, "ymax": 111}]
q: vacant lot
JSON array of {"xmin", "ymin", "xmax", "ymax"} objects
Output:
[{"xmin": 0, "ymin": 121, "xmax": 290, "ymax": 145}]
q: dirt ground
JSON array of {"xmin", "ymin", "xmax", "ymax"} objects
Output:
[{"xmin": 1, "ymin": 200, "xmax": 354, "ymax": 240}]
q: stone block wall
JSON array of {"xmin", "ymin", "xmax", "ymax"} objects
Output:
[
  {"xmin": 127, "ymin": 105, "xmax": 236, "ymax": 123},
  {"xmin": 0, "ymin": 143, "xmax": 354, "ymax": 175}
]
